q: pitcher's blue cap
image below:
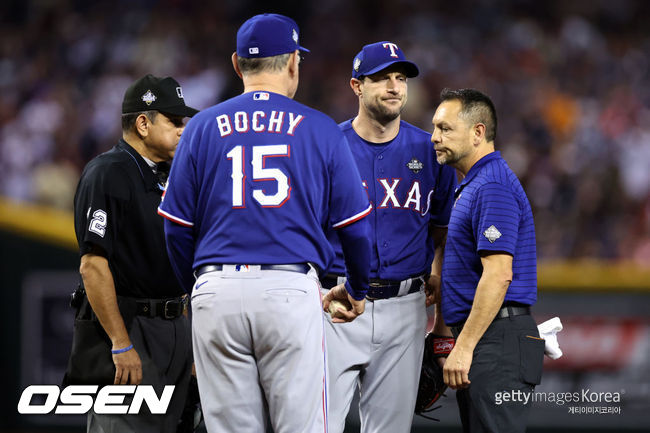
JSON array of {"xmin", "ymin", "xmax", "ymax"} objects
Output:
[
  {"xmin": 352, "ymin": 41, "xmax": 419, "ymax": 79},
  {"xmin": 236, "ymin": 13, "xmax": 310, "ymax": 58}
]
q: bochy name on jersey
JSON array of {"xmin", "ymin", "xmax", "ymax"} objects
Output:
[
  {"xmin": 215, "ymin": 110, "xmax": 305, "ymax": 136},
  {"xmin": 159, "ymin": 92, "xmax": 370, "ymax": 272},
  {"xmin": 326, "ymin": 120, "xmax": 456, "ymax": 281}
]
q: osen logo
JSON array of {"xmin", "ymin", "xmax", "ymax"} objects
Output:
[{"xmin": 17, "ymin": 385, "xmax": 175, "ymax": 415}]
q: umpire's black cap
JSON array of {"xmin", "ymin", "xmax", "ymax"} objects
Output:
[{"xmin": 122, "ymin": 74, "xmax": 199, "ymax": 117}]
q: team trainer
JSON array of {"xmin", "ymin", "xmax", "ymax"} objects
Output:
[{"xmin": 432, "ymin": 88, "xmax": 544, "ymax": 433}]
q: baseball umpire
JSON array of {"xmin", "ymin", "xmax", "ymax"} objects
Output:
[
  {"xmin": 432, "ymin": 88, "xmax": 544, "ymax": 432},
  {"xmin": 320, "ymin": 42, "xmax": 457, "ymax": 433},
  {"xmin": 158, "ymin": 13, "xmax": 372, "ymax": 433},
  {"xmin": 71, "ymin": 74, "xmax": 197, "ymax": 432}
]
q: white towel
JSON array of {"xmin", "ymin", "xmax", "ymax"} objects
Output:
[{"xmin": 537, "ymin": 317, "xmax": 563, "ymax": 360}]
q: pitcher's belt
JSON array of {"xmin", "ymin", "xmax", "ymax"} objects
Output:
[{"xmin": 320, "ymin": 273, "xmax": 424, "ymax": 300}]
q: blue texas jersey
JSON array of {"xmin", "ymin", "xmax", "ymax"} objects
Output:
[
  {"xmin": 158, "ymin": 91, "xmax": 371, "ymax": 272},
  {"xmin": 326, "ymin": 120, "xmax": 456, "ymax": 280}
]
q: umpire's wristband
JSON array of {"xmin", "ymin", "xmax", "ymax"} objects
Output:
[
  {"xmin": 111, "ymin": 344, "xmax": 134, "ymax": 355},
  {"xmin": 432, "ymin": 335, "xmax": 455, "ymax": 357}
]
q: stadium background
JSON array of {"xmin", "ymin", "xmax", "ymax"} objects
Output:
[{"xmin": 1, "ymin": 0, "xmax": 648, "ymax": 431}]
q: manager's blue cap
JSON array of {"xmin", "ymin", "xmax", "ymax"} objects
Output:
[
  {"xmin": 236, "ymin": 13, "xmax": 310, "ymax": 58},
  {"xmin": 352, "ymin": 41, "xmax": 419, "ymax": 79}
]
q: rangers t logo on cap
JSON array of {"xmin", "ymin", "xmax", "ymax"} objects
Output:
[
  {"xmin": 382, "ymin": 42, "xmax": 399, "ymax": 58},
  {"xmin": 351, "ymin": 41, "xmax": 419, "ymax": 79}
]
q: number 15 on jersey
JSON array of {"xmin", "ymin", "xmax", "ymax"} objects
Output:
[{"xmin": 226, "ymin": 144, "xmax": 291, "ymax": 208}]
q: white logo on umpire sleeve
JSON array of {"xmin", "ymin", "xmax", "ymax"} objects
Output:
[
  {"xmin": 88, "ymin": 209, "xmax": 108, "ymax": 238},
  {"xmin": 483, "ymin": 225, "xmax": 502, "ymax": 243}
]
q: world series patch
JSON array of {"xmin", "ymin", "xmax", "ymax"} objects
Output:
[
  {"xmin": 141, "ymin": 90, "xmax": 156, "ymax": 105},
  {"xmin": 483, "ymin": 225, "xmax": 502, "ymax": 243},
  {"xmin": 407, "ymin": 158, "xmax": 423, "ymax": 173}
]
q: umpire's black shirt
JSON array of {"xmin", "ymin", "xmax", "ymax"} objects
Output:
[{"xmin": 74, "ymin": 139, "xmax": 183, "ymax": 298}]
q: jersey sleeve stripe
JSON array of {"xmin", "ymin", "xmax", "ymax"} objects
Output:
[
  {"xmin": 157, "ymin": 208, "xmax": 194, "ymax": 227},
  {"xmin": 332, "ymin": 204, "xmax": 372, "ymax": 229}
]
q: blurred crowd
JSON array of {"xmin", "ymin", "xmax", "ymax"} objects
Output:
[{"xmin": 1, "ymin": 0, "xmax": 649, "ymax": 263}]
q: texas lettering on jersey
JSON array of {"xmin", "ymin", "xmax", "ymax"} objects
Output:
[
  {"xmin": 325, "ymin": 119, "xmax": 456, "ymax": 280},
  {"xmin": 363, "ymin": 178, "xmax": 433, "ymax": 215}
]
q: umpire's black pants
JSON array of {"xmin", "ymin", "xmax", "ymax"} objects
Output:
[
  {"xmin": 453, "ymin": 314, "xmax": 544, "ymax": 433},
  {"xmin": 87, "ymin": 314, "xmax": 192, "ymax": 433}
]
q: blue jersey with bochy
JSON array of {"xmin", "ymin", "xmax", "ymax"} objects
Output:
[
  {"xmin": 326, "ymin": 119, "xmax": 456, "ymax": 281},
  {"xmin": 441, "ymin": 151, "xmax": 537, "ymax": 325},
  {"xmin": 159, "ymin": 91, "xmax": 371, "ymax": 272}
]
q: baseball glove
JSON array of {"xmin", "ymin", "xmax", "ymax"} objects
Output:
[{"xmin": 415, "ymin": 333, "xmax": 455, "ymax": 420}]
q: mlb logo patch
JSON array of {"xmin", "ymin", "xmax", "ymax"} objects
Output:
[
  {"xmin": 253, "ymin": 92, "xmax": 270, "ymax": 101},
  {"xmin": 235, "ymin": 264, "xmax": 251, "ymax": 272},
  {"xmin": 249, "ymin": 47, "xmax": 259, "ymax": 55}
]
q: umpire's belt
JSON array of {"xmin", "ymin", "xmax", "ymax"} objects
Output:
[
  {"xmin": 135, "ymin": 296, "xmax": 188, "ymax": 319},
  {"xmin": 194, "ymin": 263, "xmax": 311, "ymax": 278},
  {"xmin": 320, "ymin": 274, "xmax": 424, "ymax": 300},
  {"xmin": 449, "ymin": 304, "xmax": 531, "ymax": 338}
]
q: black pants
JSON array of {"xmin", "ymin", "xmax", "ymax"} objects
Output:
[
  {"xmin": 455, "ymin": 314, "xmax": 544, "ymax": 433},
  {"xmin": 87, "ymin": 314, "xmax": 192, "ymax": 433}
]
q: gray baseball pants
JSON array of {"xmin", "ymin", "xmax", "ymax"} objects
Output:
[
  {"xmin": 191, "ymin": 265, "xmax": 328, "ymax": 433},
  {"xmin": 324, "ymin": 289, "xmax": 427, "ymax": 433}
]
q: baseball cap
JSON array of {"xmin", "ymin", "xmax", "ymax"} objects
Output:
[
  {"xmin": 122, "ymin": 74, "xmax": 199, "ymax": 117},
  {"xmin": 236, "ymin": 13, "xmax": 310, "ymax": 58},
  {"xmin": 351, "ymin": 41, "xmax": 419, "ymax": 79}
]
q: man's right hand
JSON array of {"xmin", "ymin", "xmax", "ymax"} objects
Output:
[
  {"xmin": 425, "ymin": 274, "xmax": 441, "ymax": 307},
  {"xmin": 112, "ymin": 343, "xmax": 143, "ymax": 385},
  {"xmin": 322, "ymin": 283, "xmax": 365, "ymax": 323}
]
